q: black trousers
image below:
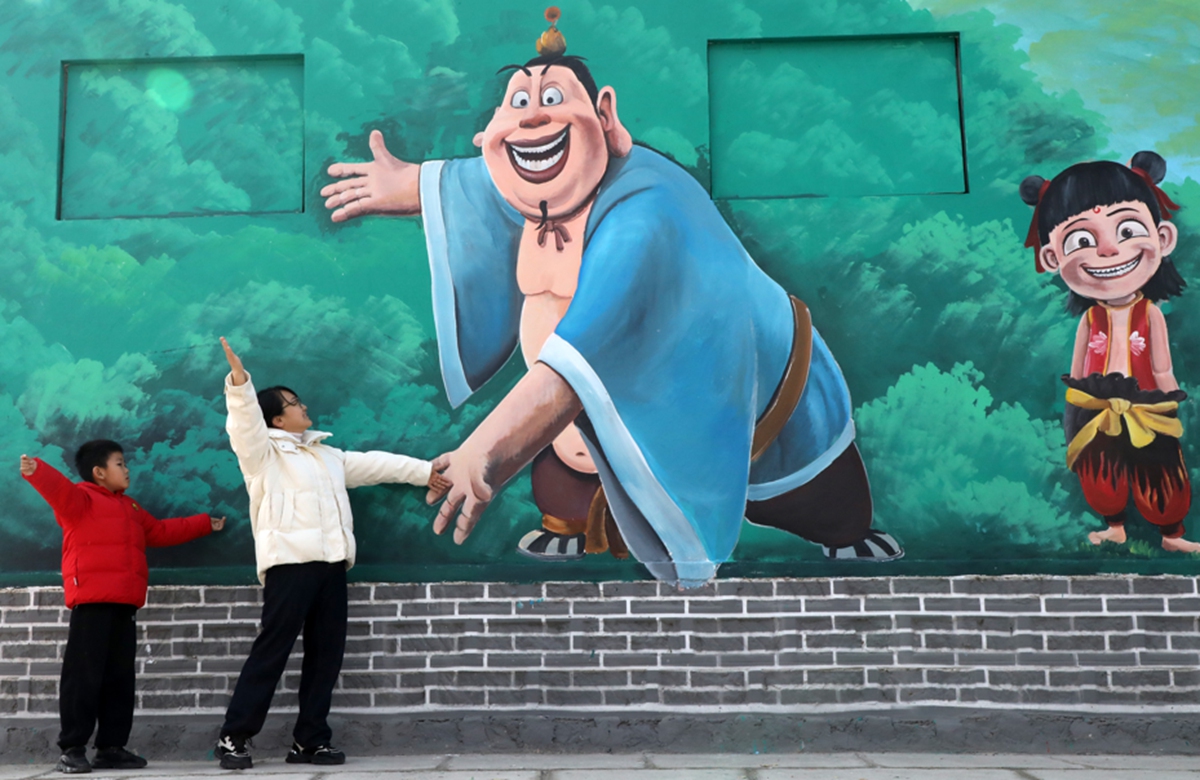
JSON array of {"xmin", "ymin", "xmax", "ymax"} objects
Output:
[
  {"xmin": 59, "ymin": 603, "xmax": 138, "ymax": 750},
  {"xmin": 221, "ymin": 561, "xmax": 348, "ymax": 746},
  {"xmin": 745, "ymin": 442, "xmax": 875, "ymax": 547}
]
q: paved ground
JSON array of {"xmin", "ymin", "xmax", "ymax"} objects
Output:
[{"xmin": 1, "ymin": 753, "xmax": 1199, "ymax": 779}]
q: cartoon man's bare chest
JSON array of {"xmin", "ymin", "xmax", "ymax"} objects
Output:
[
  {"xmin": 516, "ymin": 221, "xmax": 586, "ymax": 299},
  {"xmin": 514, "ymin": 211, "xmax": 598, "ymax": 474}
]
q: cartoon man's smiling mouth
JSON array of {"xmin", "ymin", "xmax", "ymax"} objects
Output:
[
  {"xmin": 1083, "ymin": 251, "xmax": 1142, "ymax": 279},
  {"xmin": 506, "ymin": 127, "xmax": 570, "ymax": 183}
]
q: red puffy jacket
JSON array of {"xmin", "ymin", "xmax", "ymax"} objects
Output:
[{"xmin": 23, "ymin": 459, "xmax": 212, "ymax": 608}]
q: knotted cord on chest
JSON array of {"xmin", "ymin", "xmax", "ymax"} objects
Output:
[{"xmin": 532, "ymin": 188, "xmax": 600, "ymax": 252}]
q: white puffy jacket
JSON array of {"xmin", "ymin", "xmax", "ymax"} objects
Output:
[{"xmin": 225, "ymin": 373, "xmax": 433, "ymax": 584}]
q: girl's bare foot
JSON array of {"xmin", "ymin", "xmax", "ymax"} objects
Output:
[
  {"xmin": 1162, "ymin": 535, "xmax": 1200, "ymax": 553},
  {"xmin": 1088, "ymin": 525, "xmax": 1127, "ymax": 545}
]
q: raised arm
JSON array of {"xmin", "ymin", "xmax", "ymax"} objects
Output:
[
  {"xmin": 21, "ymin": 456, "xmax": 88, "ymax": 526},
  {"xmin": 221, "ymin": 337, "xmax": 274, "ymax": 476},
  {"xmin": 321, "ymin": 130, "xmax": 421, "ymax": 223}
]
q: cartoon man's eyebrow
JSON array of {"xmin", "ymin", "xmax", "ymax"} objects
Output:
[
  {"xmin": 1107, "ymin": 207, "xmax": 1139, "ymax": 217},
  {"xmin": 497, "ymin": 64, "xmax": 533, "ymax": 77},
  {"xmin": 1063, "ymin": 217, "xmax": 1089, "ymax": 231}
]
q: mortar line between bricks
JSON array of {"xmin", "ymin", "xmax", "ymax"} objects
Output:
[{"xmin": 14, "ymin": 701, "xmax": 1200, "ymax": 716}]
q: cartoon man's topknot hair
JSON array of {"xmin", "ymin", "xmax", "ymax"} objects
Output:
[{"xmin": 536, "ymin": 7, "xmax": 566, "ymax": 57}]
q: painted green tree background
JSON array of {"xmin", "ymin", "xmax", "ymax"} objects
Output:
[{"xmin": 1, "ymin": 0, "xmax": 1198, "ymax": 583}]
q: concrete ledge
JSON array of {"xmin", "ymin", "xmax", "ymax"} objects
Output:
[{"xmin": 4, "ymin": 707, "xmax": 1200, "ymax": 762}]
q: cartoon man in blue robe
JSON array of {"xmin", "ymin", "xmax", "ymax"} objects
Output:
[{"xmin": 322, "ymin": 11, "xmax": 901, "ymax": 586}]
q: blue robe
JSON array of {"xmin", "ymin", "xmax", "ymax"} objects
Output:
[{"xmin": 420, "ymin": 146, "xmax": 854, "ymax": 586}]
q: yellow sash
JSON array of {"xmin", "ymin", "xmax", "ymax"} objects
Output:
[{"xmin": 1064, "ymin": 388, "xmax": 1182, "ymax": 469}]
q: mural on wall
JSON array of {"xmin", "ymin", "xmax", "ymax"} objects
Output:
[
  {"xmin": 1021, "ymin": 152, "xmax": 1198, "ymax": 553},
  {"xmin": 320, "ymin": 9, "xmax": 902, "ymax": 586},
  {"xmin": 1, "ymin": 0, "xmax": 1198, "ymax": 585}
]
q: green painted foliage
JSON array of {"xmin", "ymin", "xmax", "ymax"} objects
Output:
[{"xmin": 1, "ymin": 0, "xmax": 1198, "ymax": 583}]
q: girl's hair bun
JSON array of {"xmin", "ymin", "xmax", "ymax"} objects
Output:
[
  {"xmin": 1130, "ymin": 151, "xmax": 1167, "ymax": 184},
  {"xmin": 1019, "ymin": 175, "xmax": 1046, "ymax": 206}
]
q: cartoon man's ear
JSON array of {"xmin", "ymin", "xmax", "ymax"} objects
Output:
[
  {"xmin": 596, "ymin": 86, "xmax": 632, "ymax": 158},
  {"xmin": 1040, "ymin": 246, "xmax": 1061, "ymax": 273},
  {"xmin": 473, "ymin": 107, "xmax": 501, "ymax": 148},
  {"xmin": 1159, "ymin": 220, "xmax": 1179, "ymax": 256}
]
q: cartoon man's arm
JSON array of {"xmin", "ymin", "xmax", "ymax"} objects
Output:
[
  {"xmin": 1146, "ymin": 304, "xmax": 1180, "ymax": 392},
  {"xmin": 321, "ymin": 131, "xmax": 421, "ymax": 222},
  {"xmin": 428, "ymin": 362, "xmax": 581, "ymax": 544}
]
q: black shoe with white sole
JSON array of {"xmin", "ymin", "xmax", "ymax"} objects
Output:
[
  {"xmin": 285, "ymin": 742, "xmax": 345, "ymax": 765},
  {"xmin": 215, "ymin": 735, "xmax": 252, "ymax": 770},
  {"xmin": 516, "ymin": 529, "xmax": 586, "ymax": 560},
  {"xmin": 57, "ymin": 746, "xmax": 91, "ymax": 774}
]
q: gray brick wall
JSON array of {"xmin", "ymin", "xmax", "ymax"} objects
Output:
[{"xmin": 2, "ymin": 576, "xmax": 1198, "ymax": 716}]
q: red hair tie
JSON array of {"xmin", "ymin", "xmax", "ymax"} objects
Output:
[
  {"xmin": 1130, "ymin": 167, "xmax": 1181, "ymax": 220},
  {"xmin": 1025, "ymin": 179, "xmax": 1052, "ymax": 273}
]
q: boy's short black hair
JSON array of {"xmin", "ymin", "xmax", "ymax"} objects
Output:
[
  {"xmin": 497, "ymin": 54, "xmax": 599, "ymax": 106},
  {"xmin": 258, "ymin": 385, "xmax": 299, "ymax": 429},
  {"xmin": 75, "ymin": 440, "xmax": 124, "ymax": 483}
]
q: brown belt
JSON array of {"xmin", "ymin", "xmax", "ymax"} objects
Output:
[{"xmin": 751, "ymin": 295, "xmax": 812, "ymax": 462}]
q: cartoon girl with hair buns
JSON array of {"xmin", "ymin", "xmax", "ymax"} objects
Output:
[{"xmin": 1022, "ymin": 151, "xmax": 1199, "ymax": 553}]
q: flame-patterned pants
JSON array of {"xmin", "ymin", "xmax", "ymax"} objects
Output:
[{"xmin": 1069, "ymin": 406, "xmax": 1191, "ymax": 537}]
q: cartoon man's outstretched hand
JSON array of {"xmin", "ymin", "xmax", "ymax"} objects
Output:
[{"xmin": 321, "ymin": 130, "xmax": 421, "ymax": 222}]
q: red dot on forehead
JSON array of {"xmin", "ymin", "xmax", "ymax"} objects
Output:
[{"xmin": 1093, "ymin": 206, "xmax": 1102, "ymax": 213}]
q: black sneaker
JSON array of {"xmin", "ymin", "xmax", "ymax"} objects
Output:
[
  {"xmin": 57, "ymin": 746, "xmax": 91, "ymax": 774},
  {"xmin": 92, "ymin": 746, "xmax": 148, "ymax": 769},
  {"xmin": 285, "ymin": 742, "xmax": 345, "ymax": 765},
  {"xmin": 215, "ymin": 735, "xmax": 252, "ymax": 770}
]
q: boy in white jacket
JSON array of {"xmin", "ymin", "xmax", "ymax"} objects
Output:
[{"xmin": 215, "ymin": 337, "xmax": 449, "ymax": 770}]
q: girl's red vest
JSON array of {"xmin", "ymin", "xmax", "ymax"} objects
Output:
[{"xmin": 1082, "ymin": 298, "xmax": 1157, "ymax": 390}]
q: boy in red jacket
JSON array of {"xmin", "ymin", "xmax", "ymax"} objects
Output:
[{"xmin": 21, "ymin": 440, "xmax": 224, "ymax": 774}]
